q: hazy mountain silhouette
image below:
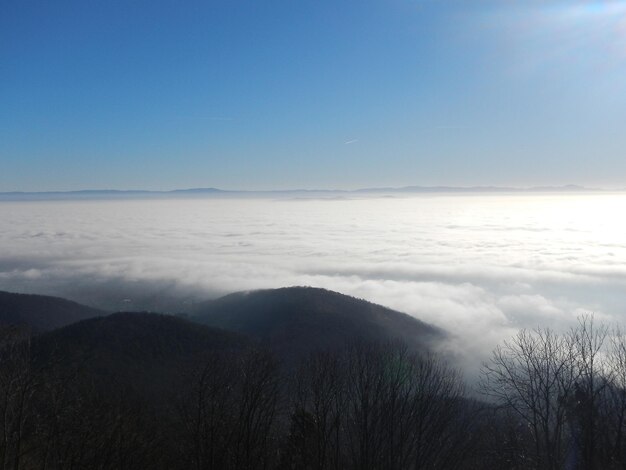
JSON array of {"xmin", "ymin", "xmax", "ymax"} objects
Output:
[
  {"xmin": 1, "ymin": 287, "xmax": 445, "ymax": 399},
  {"xmin": 0, "ymin": 184, "xmax": 599, "ymax": 200},
  {"xmin": 0, "ymin": 290, "xmax": 103, "ymax": 332},
  {"xmin": 191, "ymin": 286, "xmax": 444, "ymax": 361},
  {"xmin": 2, "ymin": 287, "xmax": 444, "ymax": 362}
]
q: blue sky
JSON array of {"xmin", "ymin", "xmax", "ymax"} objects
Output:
[{"xmin": 2, "ymin": 0, "xmax": 626, "ymax": 191}]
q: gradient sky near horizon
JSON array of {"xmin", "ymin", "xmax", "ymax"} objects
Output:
[{"xmin": 2, "ymin": 0, "xmax": 626, "ymax": 191}]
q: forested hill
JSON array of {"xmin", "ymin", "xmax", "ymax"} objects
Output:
[
  {"xmin": 0, "ymin": 290, "xmax": 103, "ymax": 332},
  {"xmin": 34, "ymin": 311, "xmax": 250, "ymax": 365},
  {"xmin": 2, "ymin": 287, "xmax": 624, "ymax": 468},
  {"xmin": 192, "ymin": 286, "xmax": 443, "ymax": 361},
  {"xmin": 32, "ymin": 312, "xmax": 252, "ymax": 403}
]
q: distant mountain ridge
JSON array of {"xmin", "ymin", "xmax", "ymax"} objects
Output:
[{"xmin": 0, "ymin": 184, "xmax": 602, "ymax": 200}]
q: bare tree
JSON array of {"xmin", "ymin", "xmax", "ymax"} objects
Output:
[
  {"xmin": 0, "ymin": 327, "xmax": 39, "ymax": 470},
  {"xmin": 567, "ymin": 315, "xmax": 611, "ymax": 470},
  {"xmin": 481, "ymin": 327, "xmax": 578, "ymax": 470},
  {"xmin": 409, "ymin": 352, "xmax": 470, "ymax": 469},
  {"xmin": 282, "ymin": 352, "xmax": 345, "ymax": 470},
  {"xmin": 283, "ymin": 341, "xmax": 471, "ymax": 470},
  {"xmin": 177, "ymin": 348, "xmax": 280, "ymax": 470},
  {"xmin": 595, "ymin": 324, "xmax": 626, "ymax": 469}
]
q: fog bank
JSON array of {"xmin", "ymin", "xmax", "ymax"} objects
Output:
[{"xmin": 1, "ymin": 193, "xmax": 625, "ymax": 367}]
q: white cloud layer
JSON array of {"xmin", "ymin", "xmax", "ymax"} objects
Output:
[{"xmin": 1, "ymin": 193, "xmax": 625, "ymax": 372}]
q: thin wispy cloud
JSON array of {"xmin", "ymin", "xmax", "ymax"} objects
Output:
[
  {"xmin": 344, "ymin": 139, "xmax": 359, "ymax": 145},
  {"xmin": 418, "ymin": 126, "xmax": 472, "ymax": 134}
]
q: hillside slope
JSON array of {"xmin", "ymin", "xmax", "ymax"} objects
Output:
[
  {"xmin": 33, "ymin": 312, "xmax": 252, "ymax": 401},
  {"xmin": 0, "ymin": 290, "xmax": 103, "ymax": 332},
  {"xmin": 191, "ymin": 287, "xmax": 444, "ymax": 361}
]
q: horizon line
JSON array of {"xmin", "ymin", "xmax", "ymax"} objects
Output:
[{"xmin": 1, "ymin": 184, "xmax": 622, "ymax": 199}]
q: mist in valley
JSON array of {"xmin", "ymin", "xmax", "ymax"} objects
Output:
[{"xmin": 2, "ymin": 192, "xmax": 625, "ymax": 371}]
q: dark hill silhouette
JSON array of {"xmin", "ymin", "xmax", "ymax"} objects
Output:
[
  {"xmin": 11, "ymin": 313, "xmax": 255, "ymax": 468},
  {"xmin": 33, "ymin": 312, "xmax": 252, "ymax": 403},
  {"xmin": 35, "ymin": 312, "xmax": 249, "ymax": 361},
  {"xmin": 0, "ymin": 290, "xmax": 103, "ymax": 332},
  {"xmin": 191, "ymin": 286, "xmax": 444, "ymax": 361}
]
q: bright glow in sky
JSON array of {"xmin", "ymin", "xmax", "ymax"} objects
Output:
[
  {"xmin": 1, "ymin": 0, "xmax": 626, "ymax": 190},
  {"xmin": 489, "ymin": 1, "xmax": 626, "ymax": 74}
]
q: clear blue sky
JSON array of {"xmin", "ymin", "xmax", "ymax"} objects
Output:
[{"xmin": 2, "ymin": 0, "xmax": 626, "ymax": 191}]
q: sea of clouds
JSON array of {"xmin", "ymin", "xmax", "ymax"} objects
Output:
[{"xmin": 1, "ymin": 193, "xmax": 625, "ymax": 371}]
